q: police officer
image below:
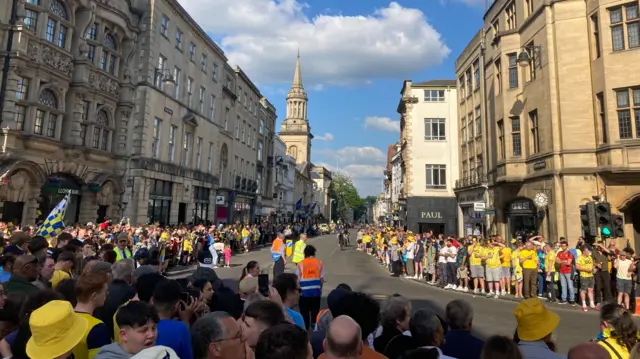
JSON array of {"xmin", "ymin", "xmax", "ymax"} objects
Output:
[
  {"xmin": 296, "ymin": 245, "xmax": 324, "ymax": 329},
  {"xmin": 292, "ymin": 234, "xmax": 307, "ymax": 264}
]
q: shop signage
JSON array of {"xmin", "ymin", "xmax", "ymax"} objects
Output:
[
  {"xmin": 473, "ymin": 202, "xmax": 486, "ymax": 211},
  {"xmin": 58, "ymin": 189, "xmax": 79, "ymax": 195},
  {"xmin": 533, "ymin": 161, "xmax": 546, "ymax": 170},
  {"xmin": 215, "ymin": 196, "xmax": 225, "ymax": 205},
  {"xmin": 420, "ymin": 211, "xmax": 442, "ymax": 219},
  {"xmin": 164, "ymin": 107, "xmax": 173, "ymax": 115},
  {"xmin": 484, "ymin": 209, "xmax": 496, "ymax": 215}
]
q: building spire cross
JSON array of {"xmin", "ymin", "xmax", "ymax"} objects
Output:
[{"xmin": 292, "ymin": 50, "xmax": 303, "ymax": 89}]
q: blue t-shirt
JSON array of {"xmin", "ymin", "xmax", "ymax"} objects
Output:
[
  {"xmin": 285, "ymin": 307, "xmax": 306, "ymax": 329},
  {"xmin": 156, "ymin": 319, "xmax": 193, "ymax": 359}
]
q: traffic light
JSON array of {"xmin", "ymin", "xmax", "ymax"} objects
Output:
[
  {"xmin": 611, "ymin": 214, "xmax": 624, "ymax": 238},
  {"xmin": 580, "ymin": 202, "xmax": 597, "ymax": 237},
  {"xmin": 596, "ymin": 202, "xmax": 612, "ymax": 237}
]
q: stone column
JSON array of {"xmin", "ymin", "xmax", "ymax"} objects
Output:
[
  {"xmin": 24, "ymin": 184, "xmax": 41, "ymax": 225},
  {"xmin": 78, "ymin": 190, "xmax": 98, "ymax": 224}
]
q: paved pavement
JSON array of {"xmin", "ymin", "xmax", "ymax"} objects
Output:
[{"xmin": 198, "ymin": 233, "xmax": 597, "ymax": 354}]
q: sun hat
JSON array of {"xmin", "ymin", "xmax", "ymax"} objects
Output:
[
  {"xmin": 26, "ymin": 300, "xmax": 88, "ymax": 359},
  {"xmin": 131, "ymin": 346, "xmax": 179, "ymax": 359},
  {"xmin": 239, "ymin": 277, "xmax": 258, "ymax": 295},
  {"xmin": 514, "ymin": 298, "xmax": 560, "ymax": 341}
]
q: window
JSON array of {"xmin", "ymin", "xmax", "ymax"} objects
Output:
[
  {"xmin": 616, "ymin": 88, "xmax": 640, "ymax": 139},
  {"xmin": 155, "ymin": 55, "xmax": 166, "ymax": 88},
  {"xmin": 199, "ymin": 87, "xmax": 205, "ymax": 113},
  {"xmin": 175, "ymin": 29, "xmax": 183, "ymax": 50},
  {"xmin": 235, "ymin": 116, "xmax": 240, "ymax": 139},
  {"xmin": 529, "ymin": 109, "xmax": 540, "ymax": 154},
  {"xmin": 591, "ymin": 14, "xmax": 601, "ymax": 59},
  {"xmin": 147, "ymin": 179, "xmax": 173, "ymax": 225},
  {"xmin": 183, "ymin": 132, "xmax": 191, "ymax": 166},
  {"xmin": 258, "ymin": 141, "xmax": 263, "ymax": 161},
  {"xmin": 468, "ymin": 112, "xmax": 474, "ymax": 138},
  {"xmin": 207, "ymin": 142, "xmax": 213, "ymax": 172},
  {"xmin": 152, "ymin": 118, "xmax": 161, "ymax": 158},
  {"xmin": 224, "ymin": 107, "xmax": 229, "ymax": 131},
  {"xmin": 79, "ymin": 123, "xmax": 87, "ymax": 145},
  {"xmin": 424, "ymin": 118, "xmax": 446, "ymax": 140},
  {"xmin": 525, "ymin": 42, "xmax": 537, "ymax": 81},
  {"xmin": 461, "ymin": 117, "xmax": 467, "ymax": 142},
  {"xmin": 45, "ymin": 0, "xmax": 68, "ymax": 49},
  {"xmin": 212, "ymin": 63, "xmax": 218, "ymax": 81},
  {"xmin": 498, "ymin": 119, "xmax": 505, "ymax": 160},
  {"xmin": 93, "ymin": 108, "xmax": 110, "ymax": 150},
  {"xmin": 242, "ymin": 120, "xmax": 246, "ymax": 143},
  {"xmin": 15, "ymin": 105, "xmax": 26, "ymax": 131},
  {"xmin": 86, "ymin": 23, "xmax": 97, "ymax": 40},
  {"xmin": 596, "ymin": 92, "xmax": 608, "ymax": 144},
  {"xmin": 253, "ymin": 129, "xmax": 257, "ymax": 149},
  {"xmin": 246, "ymin": 124, "xmax": 251, "ymax": 146},
  {"xmin": 495, "ymin": 59, "xmax": 502, "ymax": 94},
  {"xmin": 168, "ymin": 125, "xmax": 177, "ymax": 162},
  {"xmin": 475, "ymin": 106, "xmax": 482, "ymax": 137},
  {"xmin": 24, "ymin": 10, "xmax": 38, "ymax": 32},
  {"xmin": 82, "ymin": 101, "xmax": 89, "ymax": 121},
  {"xmin": 466, "ymin": 69, "xmax": 472, "ymax": 94},
  {"xmin": 525, "ymin": 0, "xmax": 534, "ymax": 17},
  {"xmin": 259, "ymin": 119, "xmax": 264, "ymax": 134},
  {"xmin": 287, "ymin": 145, "xmax": 298, "ymax": 160},
  {"xmin": 187, "ymin": 77, "xmax": 193, "ymax": 108},
  {"xmin": 16, "ymin": 77, "xmax": 29, "ymax": 100},
  {"xmin": 100, "ymin": 33, "xmax": 118, "ymax": 75},
  {"xmin": 173, "ymin": 67, "xmax": 181, "ymax": 98},
  {"xmin": 160, "ymin": 15, "xmax": 169, "ymax": 37},
  {"xmin": 473, "ymin": 60, "xmax": 480, "ymax": 89},
  {"xmin": 423, "ymin": 90, "xmax": 445, "ymax": 102},
  {"xmin": 34, "ymin": 89, "xmax": 58, "ymax": 138},
  {"xmin": 508, "ymin": 53, "xmax": 518, "ymax": 89},
  {"xmin": 511, "ymin": 116, "xmax": 522, "ymax": 156},
  {"xmin": 506, "ymin": 1, "xmax": 517, "ymax": 30},
  {"xmin": 477, "ymin": 155, "xmax": 483, "ymax": 177},
  {"xmin": 209, "ymin": 94, "xmax": 215, "ymax": 120},
  {"xmin": 610, "ymin": 5, "xmax": 639, "ymax": 51},
  {"xmin": 459, "ymin": 76, "xmax": 465, "ymax": 100},
  {"xmin": 426, "ymin": 164, "xmax": 446, "ymax": 188},
  {"xmin": 195, "ymin": 137, "xmax": 202, "ymax": 170},
  {"xmin": 201, "ymin": 54, "xmax": 207, "ymax": 72},
  {"xmin": 189, "ymin": 42, "xmax": 196, "ymax": 61}
]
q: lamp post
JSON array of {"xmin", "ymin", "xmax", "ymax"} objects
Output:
[{"xmin": 0, "ymin": 0, "xmax": 24, "ymax": 128}]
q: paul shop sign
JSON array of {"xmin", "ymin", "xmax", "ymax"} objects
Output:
[{"xmin": 420, "ymin": 211, "xmax": 443, "ymax": 219}]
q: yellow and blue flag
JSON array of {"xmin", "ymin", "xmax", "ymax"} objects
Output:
[{"xmin": 35, "ymin": 192, "xmax": 70, "ymax": 239}]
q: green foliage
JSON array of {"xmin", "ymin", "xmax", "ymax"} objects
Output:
[{"xmin": 329, "ymin": 174, "xmax": 363, "ymax": 220}]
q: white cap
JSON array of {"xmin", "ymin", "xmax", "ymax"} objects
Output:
[{"xmin": 131, "ymin": 346, "xmax": 179, "ymax": 359}]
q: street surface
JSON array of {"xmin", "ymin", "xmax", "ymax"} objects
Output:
[{"xmin": 208, "ymin": 233, "xmax": 598, "ymax": 354}]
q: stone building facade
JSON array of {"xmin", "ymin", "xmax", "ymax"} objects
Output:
[
  {"xmin": 0, "ymin": 0, "xmax": 144, "ymax": 225},
  {"xmin": 455, "ymin": 0, "xmax": 640, "ymax": 247}
]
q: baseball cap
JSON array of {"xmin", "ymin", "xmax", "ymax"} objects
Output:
[{"xmin": 197, "ymin": 249, "xmax": 214, "ymax": 268}]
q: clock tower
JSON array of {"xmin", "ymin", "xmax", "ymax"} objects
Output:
[{"xmin": 279, "ymin": 52, "xmax": 312, "ymax": 164}]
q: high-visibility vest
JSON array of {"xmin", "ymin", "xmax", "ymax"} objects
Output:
[
  {"xmin": 271, "ymin": 239, "xmax": 284, "ymax": 261},
  {"xmin": 115, "ymin": 247, "xmax": 132, "ymax": 261},
  {"xmin": 316, "ymin": 309, "xmax": 329, "ymax": 323},
  {"xmin": 292, "ymin": 240, "xmax": 306, "ymax": 263},
  {"xmin": 297, "ymin": 258, "xmax": 323, "ymax": 297}
]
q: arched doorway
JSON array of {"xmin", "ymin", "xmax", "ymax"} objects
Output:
[
  {"xmin": 625, "ymin": 198, "xmax": 640, "ymax": 250},
  {"xmin": 506, "ymin": 198, "xmax": 537, "ymax": 242},
  {"xmin": 38, "ymin": 173, "xmax": 82, "ymax": 224}
]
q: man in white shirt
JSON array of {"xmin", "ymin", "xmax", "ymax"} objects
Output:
[{"xmin": 444, "ymin": 239, "xmax": 458, "ymax": 290}]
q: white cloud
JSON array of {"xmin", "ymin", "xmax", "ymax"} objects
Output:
[
  {"xmin": 180, "ymin": 0, "xmax": 450, "ymax": 86},
  {"xmin": 317, "ymin": 162, "xmax": 386, "ymax": 196},
  {"xmin": 315, "ymin": 146, "xmax": 386, "ymax": 165},
  {"xmin": 314, "ymin": 146, "xmax": 388, "ymax": 196},
  {"xmin": 363, "ymin": 116, "xmax": 400, "ymax": 133},
  {"xmin": 314, "ymin": 133, "xmax": 334, "ymax": 141}
]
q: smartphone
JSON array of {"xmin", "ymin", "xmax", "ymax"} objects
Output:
[
  {"xmin": 258, "ymin": 274, "xmax": 269, "ymax": 297},
  {"xmin": 179, "ymin": 292, "xmax": 190, "ymax": 303}
]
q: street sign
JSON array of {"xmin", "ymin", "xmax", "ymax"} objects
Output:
[
  {"xmin": 484, "ymin": 209, "xmax": 495, "ymax": 215},
  {"xmin": 473, "ymin": 202, "xmax": 486, "ymax": 211}
]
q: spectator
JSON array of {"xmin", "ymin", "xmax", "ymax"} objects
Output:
[
  {"xmin": 0, "ymin": 254, "xmax": 16, "ymax": 283},
  {"xmin": 568, "ymin": 343, "xmax": 610, "ymax": 359},
  {"xmin": 401, "ymin": 309, "xmax": 454, "ymax": 359},
  {"xmin": 322, "ymin": 316, "xmax": 362, "ymax": 359},
  {"xmin": 243, "ymin": 293, "xmax": 266, "ymax": 312},
  {"xmin": 33, "ymin": 257, "xmax": 55, "ymax": 290},
  {"xmin": 73, "ymin": 271, "xmax": 112, "ymax": 359},
  {"xmin": 4, "ymin": 255, "xmax": 39, "ymax": 296},
  {"xmin": 191, "ymin": 311, "xmax": 247, "ymax": 359},
  {"xmin": 272, "ymin": 273, "xmax": 305, "ymax": 329},
  {"xmin": 51, "ymin": 251, "xmax": 76, "ymax": 289},
  {"xmin": 241, "ymin": 300, "xmax": 285, "ymax": 349},
  {"xmin": 441, "ymin": 299, "xmax": 484, "ymax": 359},
  {"xmin": 152, "ymin": 280, "xmax": 195, "ymax": 359},
  {"xmin": 480, "ymin": 336, "xmax": 522, "ymax": 359},
  {"xmin": 255, "ymin": 322, "xmax": 311, "ymax": 359},
  {"xmin": 513, "ymin": 298, "xmax": 564, "ymax": 359},
  {"xmin": 27, "ymin": 236, "xmax": 48, "ymax": 265},
  {"xmin": 95, "ymin": 259, "xmax": 136, "ymax": 340},
  {"xmin": 26, "ymin": 301, "xmax": 87, "ymax": 359},
  {"xmin": 95, "ymin": 301, "xmax": 160, "ymax": 359},
  {"xmin": 373, "ymin": 295, "xmax": 411, "ymax": 355},
  {"xmin": 595, "ymin": 302, "xmax": 637, "ymax": 358}
]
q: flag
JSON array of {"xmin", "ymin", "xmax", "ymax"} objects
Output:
[
  {"xmin": 295, "ymin": 198, "xmax": 302, "ymax": 210},
  {"xmin": 311, "ymin": 202, "xmax": 317, "ymax": 212},
  {"xmin": 35, "ymin": 192, "xmax": 70, "ymax": 239},
  {"xmin": 304, "ymin": 204, "xmax": 311, "ymax": 213}
]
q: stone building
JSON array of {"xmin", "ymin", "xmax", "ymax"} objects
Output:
[
  {"xmin": 273, "ymin": 136, "xmax": 295, "ymax": 223},
  {"xmin": 455, "ymin": 0, "xmax": 640, "ymax": 246},
  {"xmin": 256, "ymin": 97, "xmax": 277, "ymax": 221},
  {"xmin": 311, "ymin": 166, "xmax": 332, "ymax": 220},
  {"xmin": 0, "ymin": 0, "xmax": 144, "ymax": 225},
  {"xmin": 397, "ymin": 80, "xmax": 460, "ymax": 235}
]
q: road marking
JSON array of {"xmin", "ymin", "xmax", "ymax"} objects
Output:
[
  {"xmin": 371, "ymin": 294, "xmax": 389, "ymax": 300},
  {"xmin": 329, "ymin": 246, "xmax": 339, "ymax": 258}
]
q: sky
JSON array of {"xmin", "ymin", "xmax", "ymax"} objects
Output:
[{"xmin": 180, "ymin": 0, "xmax": 488, "ymax": 196}]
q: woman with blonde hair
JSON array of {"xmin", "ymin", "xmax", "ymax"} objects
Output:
[
  {"xmin": 595, "ymin": 301, "xmax": 638, "ymax": 359},
  {"xmin": 481, "ymin": 335, "xmax": 523, "ymax": 359}
]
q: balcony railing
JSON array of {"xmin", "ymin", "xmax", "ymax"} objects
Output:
[{"xmin": 454, "ymin": 173, "xmax": 488, "ymax": 190}]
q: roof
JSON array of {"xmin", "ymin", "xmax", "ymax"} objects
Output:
[
  {"xmin": 386, "ymin": 145, "xmax": 397, "ymax": 172},
  {"xmin": 412, "ymin": 79, "xmax": 457, "ymax": 87}
]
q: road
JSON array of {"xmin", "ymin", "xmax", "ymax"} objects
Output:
[{"xmin": 207, "ymin": 233, "xmax": 597, "ymax": 354}]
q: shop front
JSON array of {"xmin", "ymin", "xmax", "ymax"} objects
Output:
[
  {"xmin": 406, "ymin": 196, "xmax": 458, "ymax": 236},
  {"xmin": 147, "ymin": 179, "xmax": 173, "ymax": 225},
  {"xmin": 234, "ymin": 195, "xmax": 254, "ymax": 224},
  {"xmin": 456, "ymin": 187, "xmax": 487, "ymax": 237},
  {"xmin": 507, "ymin": 198, "xmax": 538, "ymax": 242},
  {"xmin": 215, "ymin": 192, "xmax": 228, "ymax": 224},
  {"xmin": 193, "ymin": 186, "xmax": 210, "ymax": 224}
]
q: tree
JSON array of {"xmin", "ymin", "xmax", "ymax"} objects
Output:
[{"xmin": 329, "ymin": 174, "xmax": 362, "ymax": 221}]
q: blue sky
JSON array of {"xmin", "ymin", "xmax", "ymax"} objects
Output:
[{"xmin": 181, "ymin": 0, "xmax": 486, "ymax": 196}]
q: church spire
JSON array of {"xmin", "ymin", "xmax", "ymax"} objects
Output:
[{"xmin": 292, "ymin": 50, "xmax": 303, "ymax": 89}]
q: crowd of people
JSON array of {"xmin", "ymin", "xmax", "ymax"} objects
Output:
[{"xmin": 356, "ymin": 227, "xmax": 638, "ymax": 312}]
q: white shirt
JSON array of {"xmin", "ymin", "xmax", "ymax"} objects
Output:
[
  {"xmin": 616, "ymin": 258, "xmax": 633, "ymax": 280},
  {"xmin": 406, "ymin": 242, "xmax": 415, "ymax": 259},
  {"xmin": 420, "ymin": 346, "xmax": 457, "ymax": 359},
  {"xmin": 438, "ymin": 247, "xmax": 448, "ymax": 263},
  {"xmin": 446, "ymin": 246, "xmax": 458, "ymax": 263}
]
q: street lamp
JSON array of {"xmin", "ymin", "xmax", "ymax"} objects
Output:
[
  {"xmin": 517, "ymin": 44, "xmax": 542, "ymax": 68},
  {"xmin": 0, "ymin": 0, "xmax": 25, "ymax": 128}
]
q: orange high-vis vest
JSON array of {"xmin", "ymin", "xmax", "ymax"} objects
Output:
[
  {"xmin": 271, "ymin": 238, "xmax": 284, "ymax": 261},
  {"xmin": 316, "ymin": 309, "xmax": 329, "ymax": 323},
  {"xmin": 297, "ymin": 257, "xmax": 323, "ymax": 297}
]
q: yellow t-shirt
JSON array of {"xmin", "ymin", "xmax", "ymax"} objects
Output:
[
  {"xmin": 363, "ymin": 235, "xmax": 371, "ymax": 244},
  {"xmin": 486, "ymin": 246, "xmax": 501, "ymax": 268},
  {"xmin": 73, "ymin": 313, "xmax": 110, "ymax": 359},
  {"xmin": 577, "ymin": 255, "xmax": 594, "ymax": 278},
  {"xmin": 51, "ymin": 270, "xmax": 71, "ymax": 289},
  {"xmin": 242, "ymin": 229, "xmax": 250, "ymax": 238},
  {"xmin": 469, "ymin": 245, "xmax": 485, "ymax": 266},
  {"xmin": 519, "ymin": 249, "xmax": 537, "ymax": 269},
  {"xmin": 545, "ymin": 251, "xmax": 556, "ymax": 273},
  {"xmin": 501, "ymin": 247, "xmax": 512, "ymax": 267}
]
